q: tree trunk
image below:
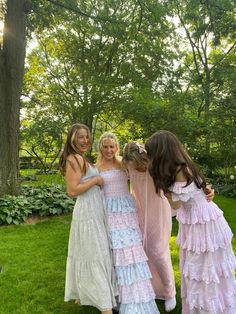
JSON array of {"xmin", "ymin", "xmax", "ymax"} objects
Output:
[{"xmin": 0, "ymin": 0, "xmax": 28, "ymax": 196}]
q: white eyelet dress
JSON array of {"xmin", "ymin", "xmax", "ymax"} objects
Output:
[{"xmin": 64, "ymin": 165, "xmax": 118, "ymax": 311}]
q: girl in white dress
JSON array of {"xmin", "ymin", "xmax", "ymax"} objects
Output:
[{"xmin": 59, "ymin": 124, "xmax": 117, "ymax": 314}]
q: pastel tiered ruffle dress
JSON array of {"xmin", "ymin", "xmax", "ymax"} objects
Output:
[
  {"xmin": 100, "ymin": 169, "xmax": 159, "ymax": 314},
  {"xmin": 170, "ymin": 181, "xmax": 236, "ymax": 314},
  {"xmin": 128, "ymin": 168, "xmax": 176, "ymax": 300},
  {"xmin": 64, "ymin": 165, "xmax": 117, "ymax": 311}
]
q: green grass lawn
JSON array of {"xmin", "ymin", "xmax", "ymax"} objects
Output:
[
  {"xmin": 0, "ymin": 196, "xmax": 235, "ymax": 314},
  {"xmin": 20, "ymin": 169, "xmax": 65, "ymax": 186}
]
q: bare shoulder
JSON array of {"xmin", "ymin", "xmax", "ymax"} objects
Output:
[
  {"xmin": 176, "ymin": 169, "xmax": 187, "ymax": 182},
  {"xmin": 67, "ymin": 154, "xmax": 84, "ymax": 170}
]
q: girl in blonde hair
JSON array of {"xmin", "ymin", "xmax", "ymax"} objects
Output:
[
  {"xmin": 96, "ymin": 132, "xmax": 160, "ymax": 314},
  {"xmin": 59, "ymin": 124, "xmax": 117, "ymax": 314}
]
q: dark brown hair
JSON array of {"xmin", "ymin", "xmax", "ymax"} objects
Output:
[
  {"xmin": 59, "ymin": 123, "xmax": 91, "ymax": 176},
  {"xmin": 145, "ymin": 130, "xmax": 206, "ymax": 193}
]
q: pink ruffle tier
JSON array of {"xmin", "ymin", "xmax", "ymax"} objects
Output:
[
  {"xmin": 120, "ymin": 279, "xmax": 156, "ymax": 304},
  {"xmin": 113, "ymin": 244, "xmax": 148, "ymax": 266},
  {"xmin": 170, "ymin": 182, "xmax": 236, "ymax": 314}
]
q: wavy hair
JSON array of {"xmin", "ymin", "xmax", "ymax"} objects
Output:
[
  {"xmin": 96, "ymin": 132, "xmax": 120, "ymax": 166},
  {"xmin": 145, "ymin": 130, "xmax": 206, "ymax": 193}
]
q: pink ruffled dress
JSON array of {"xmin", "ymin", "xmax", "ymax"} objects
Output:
[
  {"xmin": 170, "ymin": 181, "xmax": 236, "ymax": 314},
  {"xmin": 128, "ymin": 168, "xmax": 176, "ymax": 300},
  {"xmin": 100, "ymin": 169, "xmax": 160, "ymax": 314}
]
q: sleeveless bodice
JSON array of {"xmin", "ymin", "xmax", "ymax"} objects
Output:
[{"xmin": 100, "ymin": 169, "xmax": 129, "ymax": 197}]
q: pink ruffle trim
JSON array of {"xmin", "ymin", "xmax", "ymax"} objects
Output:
[
  {"xmin": 107, "ymin": 212, "xmax": 139, "ymax": 231},
  {"xmin": 170, "ymin": 181, "xmax": 199, "ymax": 202},
  {"xmin": 184, "ymin": 282, "xmax": 236, "ymax": 313},
  {"xmin": 113, "ymin": 244, "xmax": 148, "ymax": 266},
  {"xmin": 177, "ymin": 217, "xmax": 233, "ymax": 253},
  {"xmin": 182, "ymin": 249, "xmax": 236, "ymax": 283},
  {"xmin": 177, "ymin": 202, "xmax": 223, "ymax": 225},
  {"xmin": 119, "ymin": 279, "xmax": 156, "ymax": 304}
]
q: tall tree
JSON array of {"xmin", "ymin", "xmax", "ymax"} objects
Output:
[
  {"xmin": 0, "ymin": 0, "xmax": 29, "ymax": 196},
  {"xmin": 171, "ymin": 0, "xmax": 236, "ymax": 152}
]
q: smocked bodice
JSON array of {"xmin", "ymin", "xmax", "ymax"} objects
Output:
[{"xmin": 100, "ymin": 169, "xmax": 129, "ymax": 197}]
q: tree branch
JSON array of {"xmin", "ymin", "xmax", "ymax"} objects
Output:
[
  {"xmin": 45, "ymin": 0, "xmax": 120, "ymax": 23},
  {"xmin": 210, "ymin": 41, "xmax": 236, "ymax": 73}
]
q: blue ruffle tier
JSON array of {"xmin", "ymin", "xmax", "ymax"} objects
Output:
[
  {"xmin": 105, "ymin": 194, "xmax": 136, "ymax": 213},
  {"xmin": 109, "ymin": 227, "xmax": 142, "ymax": 249},
  {"xmin": 116, "ymin": 261, "xmax": 152, "ymax": 285}
]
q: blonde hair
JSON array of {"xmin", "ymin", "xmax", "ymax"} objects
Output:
[
  {"xmin": 97, "ymin": 132, "xmax": 120, "ymax": 165},
  {"xmin": 122, "ymin": 141, "xmax": 149, "ymax": 171}
]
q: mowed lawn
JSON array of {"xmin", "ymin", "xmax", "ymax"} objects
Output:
[{"xmin": 0, "ymin": 196, "xmax": 235, "ymax": 314}]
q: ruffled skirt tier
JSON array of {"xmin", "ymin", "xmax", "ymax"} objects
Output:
[
  {"xmin": 177, "ymin": 203, "xmax": 236, "ymax": 313},
  {"xmin": 64, "ymin": 191, "xmax": 117, "ymax": 311},
  {"xmin": 105, "ymin": 194, "xmax": 159, "ymax": 313}
]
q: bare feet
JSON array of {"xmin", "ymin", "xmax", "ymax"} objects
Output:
[{"xmin": 75, "ymin": 299, "xmax": 80, "ymax": 305}]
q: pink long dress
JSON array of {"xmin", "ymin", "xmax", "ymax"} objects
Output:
[
  {"xmin": 170, "ymin": 181, "xmax": 236, "ymax": 314},
  {"xmin": 128, "ymin": 168, "xmax": 176, "ymax": 300}
]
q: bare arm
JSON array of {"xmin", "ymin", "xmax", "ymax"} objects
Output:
[
  {"xmin": 65, "ymin": 155, "xmax": 103, "ymax": 197},
  {"xmin": 164, "ymin": 192, "xmax": 182, "ymax": 209},
  {"xmin": 164, "ymin": 169, "xmax": 186, "ymax": 209}
]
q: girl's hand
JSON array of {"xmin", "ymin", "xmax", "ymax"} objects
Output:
[
  {"xmin": 95, "ymin": 176, "xmax": 104, "ymax": 188},
  {"xmin": 205, "ymin": 185, "xmax": 215, "ymax": 202}
]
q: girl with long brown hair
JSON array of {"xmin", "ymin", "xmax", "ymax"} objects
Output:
[
  {"xmin": 145, "ymin": 130, "xmax": 236, "ymax": 314},
  {"xmin": 59, "ymin": 124, "xmax": 117, "ymax": 314}
]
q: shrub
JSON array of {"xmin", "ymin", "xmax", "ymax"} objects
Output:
[
  {"xmin": 215, "ymin": 184, "xmax": 236, "ymax": 198},
  {"xmin": 22, "ymin": 185, "xmax": 75, "ymax": 216},
  {"xmin": 0, "ymin": 185, "xmax": 75, "ymax": 225},
  {"xmin": 0, "ymin": 195, "xmax": 32, "ymax": 225}
]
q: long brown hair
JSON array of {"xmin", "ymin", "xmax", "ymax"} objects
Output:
[
  {"xmin": 59, "ymin": 123, "xmax": 91, "ymax": 176},
  {"xmin": 145, "ymin": 130, "xmax": 206, "ymax": 193}
]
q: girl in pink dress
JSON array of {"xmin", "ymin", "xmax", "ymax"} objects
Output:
[
  {"xmin": 122, "ymin": 141, "xmax": 176, "ymax": 312},
  {"xmin": 145, "ymin": 130, "xmax": 236, "ymax": 314},
  {"xmin": 96, "ymin": 132, "xmax": 160, "ymax": 314}
]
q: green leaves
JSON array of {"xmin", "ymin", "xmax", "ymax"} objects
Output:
[
  {"xmin": 0, "ymin": 195, "xmax": 32, "ymax": 225},
  {"xmin": 0, "ymin": 185, "xmax": 75, "ymax": 225}
]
